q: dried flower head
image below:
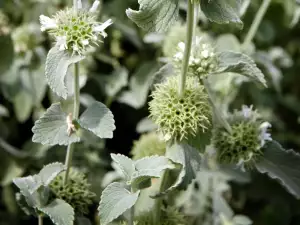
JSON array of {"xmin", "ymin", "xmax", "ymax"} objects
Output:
[
  {"xmin": 149, "ymin": 75, "xmax": 212, "ymax": 142},
  {"xmin": 50, "ymin": 169, "xmax": 95, "ymax": 214},
  {"xmin": 131, "ymin": 132, "xmax": 166, "ymax": 160},
  {"xmin": 39, "ymin": 0, "xmax": 112, "ymax": 55},
  {"xmin": 212, "ymin": 105, "xmax": 272, "ymax": 169},
  {"xmin": 174, "ymin": 37, "xmax": 218, "ymax": 78}
]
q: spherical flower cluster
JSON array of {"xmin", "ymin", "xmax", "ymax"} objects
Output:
[
  {"xmin": 50, "ymin": 169, "xmax": 95, "ymax": 214},
  {"xmin": 39, "ymin": 0, "xmax": 112, "ymax": 55},
  {"xmin": 173, "ymin": 37, "xmax": 218, "ymax": 78},
  {"xmin": 212, "ymin": 105, "xmax": 272, "ymax": 169},
  {"xmin": 131, "ymin": 132, "xmax": 166, "ymax": 160},
  {"xmin": 12, "ymin": 24, "xmax": 43, "ymax": 54},
  {"xmin": 149, "ymin": 75, "xmax": 212, "ymax": 142}
]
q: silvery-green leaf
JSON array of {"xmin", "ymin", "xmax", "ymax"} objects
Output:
[
  {"xmin": 37, "ymin": 162, "xmax": 65, "ymax": 187},
  {"xmin": 0, "ymin": 35, "xmax": 14, "ymax": 75},
  {"xmin": 98, "ymin": 182, "xmax": 140, "ymax": 225},
  {"xmin": 118, "ymin": 62, "xmax": 159, "ymax": 109},
  {"xmin": 157, "ymin": 144, "xmax": 202, "ymax": 196},
  {"xmin": 32, "ymin": 103, "xmax": 80, "ymax": 145},
  {"xmin": 255, "ymin": 140, "xmax": 300, "ymax": 199},
  {"xmin": 13, "ymin": 176, "xmax": 39, "ymax": 207},
  {"xmin": 216, "ymin": 51, "xmax": 267, "ymax": 87},
  {"xmin": 232, "ymin": 215, "xmax": 252, "ymax": 225},
  {"xmin": 136, "ymin": 117, "xmax": 157, "ymax": 133},
  {"xmin": 216, "ymin": 34, "xmax": 241, "ymax": 52},
  {"xmin": 79, "ymin": 101, "xmax": 115, "ymax": 139},
  {"xmin": 45, "ymin": 46, "xmax": 84, "ymax": 99},
  {"xmin": 126, "ymin": 0, "xmax": 179, "ymax": 32},
  {"xmin": 38, "ymin": 199, "xmax": 74, "ymax": 225},
  {"xmin": 200, "ymin": 0, "xmax": 243, "ymax": 28},
  {"xmin": 111, "ymin": 154, "xmax": 135, "ymax": 181},
  {"xmin": 133, "ymin": 155, "xmax": 174, "ymax": 179},
  {"xmin": 13, "ymin": 90, "xmax": 33, "ymax": 123},
  {"xmin": 104, "ymin": 67, "xmax": 128, "ymax": 98}
]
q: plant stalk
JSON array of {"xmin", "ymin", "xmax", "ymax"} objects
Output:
[
  {"xmin": 129, "ymin": 187, "xmax": 135, "ymax": 225},
  {"xmin": 242, "ymin": 0, "xmax": 271, "ymax": 50},
  {"xmin": 64, "ymin": 63, "xmax": 80, "ymax": 185},
  {"xmin": 73, "ymin": 0, "xmax": 78, "ymax": 10},
  {"xmin": 153, "ymin": 170, "xmax": 170, "ymax": 225},
  {"xmin": 179, "ymin": 0, "xmax": 195, "ymax": 96},
  {"xmin": 38, "ymin": 215, "xmax": 43, "ymax": 225}
]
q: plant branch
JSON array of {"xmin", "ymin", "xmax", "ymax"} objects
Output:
[
  {"xmin": 38, "ymin": 215, "xmax": 43, "ymax": 225},
  {"xmin": 242, "ymin": 0, "xmax": 271, "ymax": 50},
  {"xmin": 179, "ymin": 0, "xmax": 195, "ymax": 96},
  {"xmin": 64, "ymin": 63, "xmax": 80, "ymax": 185}
]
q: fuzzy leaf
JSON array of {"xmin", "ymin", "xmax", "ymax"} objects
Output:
[
  {"xmin": 255, "ymin": 141, "xmax": 300, "ymax": 199},
  {"xmin": 126, "ymin": 0, "xmax": 179, "ymax": 32},
  {"xmin": 79, "ymin": 101, "xmax": 115, "ymax": 139},
  {"xmin": 39, "ymin": 199, "xmax": 75, "ymax": 225},
  {"xmin": 32, "ymin": 103, "xmax": 80, "ymax": 145},
  {"xmin": 111, "ymin": 154, "xmax": 135, "ymax": 181},
  {"xmin": 216, "ymin": 51, "xmax": 267, "ymax": 87},
  {"xmin": 45, "ymin": 46, "xmax": 84, "ymax": 99},
  {"xmin": 133, "ymin": 155, "xmax": 174, "ymax": 179},
  {"xmin": 99, "ymin": 182, "xmax": 140, "ymax": 225},
  {"xmin": 200, "ymin": 0, "xmax": 243, "ymax": 28},
  {"xmin": 156, "ymin": 144, "xmax": 202, "ymax": 196}
]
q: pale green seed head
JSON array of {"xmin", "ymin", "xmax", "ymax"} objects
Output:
[
  {"xmin": 50, "ymin": 169, "xmax": 95, "ymax": 215},
  {"xmin": 131, "ymin": 132, "xmax": 166, "ymax": 160},
  {"xmin": 212, "ymin": 106, "xmax": 272, "ymax": 168},
  {"xmin": 149, "ymin": 75, "xmax": 212, "ymax": 142}
]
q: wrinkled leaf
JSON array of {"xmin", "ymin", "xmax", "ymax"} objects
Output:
[
  {"xmin": 126, "ymin": 0, "xmax": 179, "ymax": 32},
  {"xmin": 36, "ymin": 162, "xmax": 65, "ymax": 187},
  {"xmin": 32, "ymin": 103, "xmax": 80, "ymax": 145},
  {"xmin": 45, "ymin": 46, "xmax": 84, "ymax": 99},
  {"xmin": 255, "ymin": 141, "xmax": 300, "ymax": 199},
  {"xmin": 216, "ymin": 51, "xmax": 267, "ymax": 87},
  {"xmin": 79, "ymin": 101, "xmax": 115, "ymax": 139},
  {"xmin": 39, "ymin": 199, "xmax": 75, "ymax": 225},
  {"xmin": 111, "ymin": 154, "xmax": 135, "ymax": 181},
  {"xmin": 99, "ymin": 182, "xmax": 140, "ymax": 225},
  {"xmin": 200, "ymin": 0, "xmax": 243, "ymax": 28}
]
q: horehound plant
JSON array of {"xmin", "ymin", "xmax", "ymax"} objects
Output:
[
  {"xmin": 10, "ymin": 0, "xmax": 300, "ymax": 225},
  {"xmin": 13, "ymin": 1, "xmax": 115, "ymax": 225}
]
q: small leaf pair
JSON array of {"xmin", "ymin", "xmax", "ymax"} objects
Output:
[{"xmin": 32, "ymin": 101, "xmax": 115, "ymax": 146}]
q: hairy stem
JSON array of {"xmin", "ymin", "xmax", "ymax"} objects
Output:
[
  {"xmin": 179, "ymin": 0, "xmax": 195, "ymax": 96},
  {"xmin": 153, "ymin": 170, "xmax": 170, "ymax": 224},
  {"xmin": 38, "ymin": 215, "xmax": 43, "ymax": 225},
  {"xmin": 64, "ymin": 63, "xmax": 80, "ymax": 185},
  {"xmin": 242, "ymin": 0, "xmax": 271, "ymax": 50}
]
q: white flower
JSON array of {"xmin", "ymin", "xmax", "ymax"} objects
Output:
[
  {"xmin": 39, "ymin": 15, "xmax": 57, "ymax": 31},
  {"xmin": 93, "ymin": 19, "xmax": 113, "ymax": 37},
  {"xmin": 259, "ymin": 121, "xmax": 272, "ymax": 146},
  {"xmin": 56, "ymin": 36, "xmax": 67, "ymax": 51},
  {"xmin": 90, "ymin": 0, "xmax": 100, "ymax": 12},
  {"xmin": 241, "ymin": 105, "xmax": 253, "ymax": 118}
]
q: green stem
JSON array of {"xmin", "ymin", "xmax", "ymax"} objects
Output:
[
  {"xmin": 38, "ymin": 215, "xmax": 43, "ymax": 225},
  {"xmin": 153, "ymin": 170, "xmax": 170, "ymax": 225},
  {"xmin": 242, "ymin": 0, "xmax": 272, "ymax": 50},
  {"xmin": 129, "ymin": 188, "xmax": 135, "ymax": 225},
  {"xmin": 179, "ymin": 0, "xmax": 195, "ymax": 96},
  {"xmin": 64, "ymin": 63, "xmax": 80, "ymax": 185},
  {"xmin": 73, "ymin": 0, "xmax": 77, "ymax": 10}
]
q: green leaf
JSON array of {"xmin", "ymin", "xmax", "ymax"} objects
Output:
[
  {"xmin": 118, "ymin": 62, "xmax": 159, "ymax": 109},
  {"xmin": 216, "ymin": 51, "xmax": 267, "ymax": 87},
  {"xmin": 38, "ymin": 163, "xmax": 65, "ymax": 186},
  {"xmin": 45, "ymin": 46, "xmax": 84, "ymax": 99},
  {"xmin": 13, "ymin": 89, "xmax": 33, "ymax": 123},
  {"xmin": 157, "ymin": 144, "xmax": 202, "ymax": 196},
  {"xmin": 126, "ymin": 0, "xmax": 179, "ymax": 32},
  {"xmin": 111, "ymin": 154, "xmax": 135, "ymax": 181},
  {"xmin": 0, "ymin": 35, "xmax": 14, "ymax": 75},
  {"xmin": 133, "ymin": 155, "xmax": 174, "ymax": 179},
  {"xmin": 103, "ymin": 67, "xmax": 129, "ymax": 98},
  {"xmin": 39, "ymin": 199, "xmax": 75, "ymax": 225},
  {"xmin": 255, "ymin": 141, "xmax": 300, "ymax": 199},
  {"xmin": 200, "ymin": 0, "xmax": 243, "ymax": 29},
  {"xmin": 98, "ymin": 182, "xmax": 140, "ymax": 225},
  {"xmin": 32, "ymin": 103, "xmax": 80, "ymax": 145},
  {"xmin": 79, "ymin": 101, "xmax": 115, "ymax": 139}
]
